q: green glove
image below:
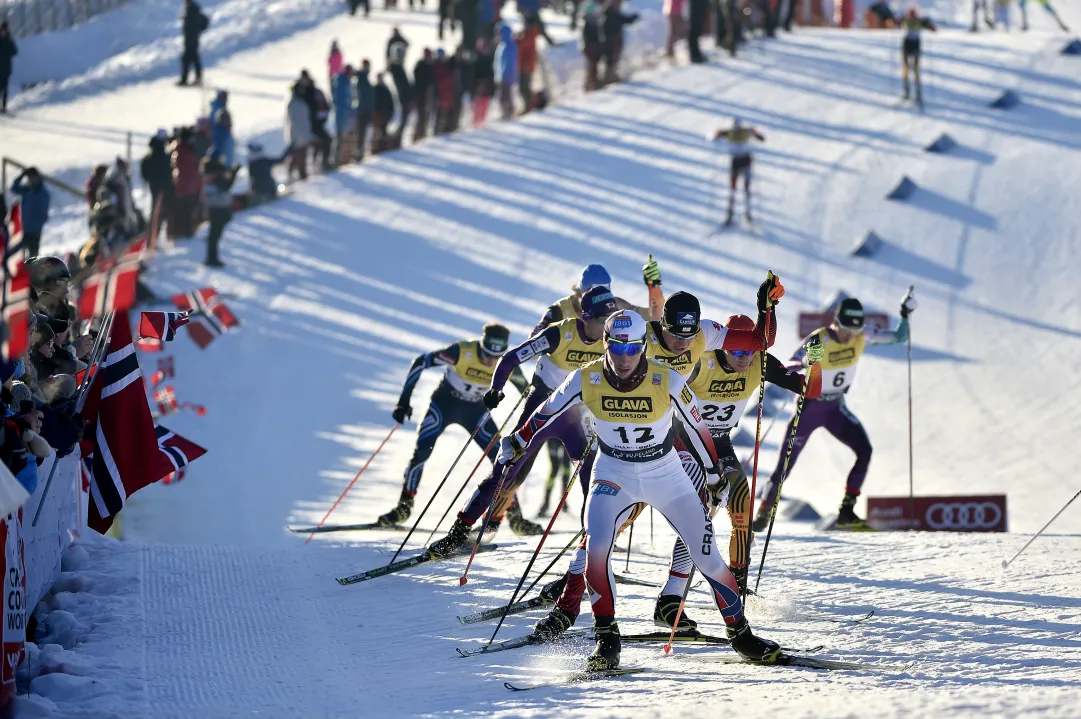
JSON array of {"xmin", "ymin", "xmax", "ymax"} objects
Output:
[
  {"xmin": 642, "ymin": 256, "xmax": 661, "ymax": 286},
  {"xmin": 804, "ymin": 335, "xmax": 825, "ymax": 365}
]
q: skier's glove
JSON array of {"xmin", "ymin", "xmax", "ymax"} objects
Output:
[
  {"xmin": 804, "ymin": 335, "xmax": 825, "ymax": 365},
  {"xmin": 483, "ymin": 388, "xmax": 504, "ymax": 410},
  {"xmin": 900, "ymin": 287, "xmax": 918, "ymax": 318},
  {"xmin": 705, "ymin": 467, "xmax": 730, "ymax": 509},
  {"xmin": 392, "ymin": 404, "xmax": 411, "ymax": 425},
  {"xmin": 756, "ymin": 273, "xmax": 785, "ymax": 312},
  {"xmin": 642, "ymin": 256, "xmax": 662, "ymax": 286},
  {"xmin": 497, "ymin": 433, "xmax": 527, "ymax": 465}
]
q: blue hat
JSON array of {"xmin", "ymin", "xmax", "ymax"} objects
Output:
[
  {"xmin": 576, "ymin": 264, "xmax": 611, "ymax": 292},
  {"xmin": 580, "ymin": 286, "xmax": 618, "ymax": 321}
]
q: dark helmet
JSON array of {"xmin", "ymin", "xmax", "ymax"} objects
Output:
[
  {"xmin": 661, "ymin": 291, "xmax": 701, "ymax": 339},
  {"xmin": 835, "ymin": 298, "xmax": 865, "ymax": 329},
  {"xmin": 481, "ymin": 323, "xmax": 511, "ymax": 356},
  {"xmin": 580, "ymin": 285, "xmax": 619, "ymax": 321}
]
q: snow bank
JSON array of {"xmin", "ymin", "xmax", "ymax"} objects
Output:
[{"xmin": 21, "ymin": 451, "xmax": 85, "ymax": 613}]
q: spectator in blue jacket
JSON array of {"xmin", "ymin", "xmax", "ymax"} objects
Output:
[
  {"xmin": 11, "ymin": 167, "xmax": 50, "ymax": 256},
  {"xmin": 494, "ymin": 23, "xmax": 518, "ymax": 120},
  {"xmin": 209, "ymin": 90, "xmax": 235, "ymax": 166},
  {"xmin": 353, "ymin": 60, "xmax": 375, "ymax": 160}
]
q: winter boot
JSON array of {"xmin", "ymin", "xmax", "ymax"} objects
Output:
[
  {"xmin": 751, "ymin": 504, "xmax": 772, "ymax": 533},
  {"xmin": 507, "ymin": 498, "xmax": 544, "ymax": 536},
  {"xmin": 531, "ymin": 606, "xmax": 578, "ymax": 642},
  {"xmin": 731, "ymin": 565, "xmax": 749, "ymax": 597},
  {"xmin": 726, "ymin": 617, "xmax": 781, "ymax": 662},
  {"xmin": 427, "ymin": 518, "xmax": 472, "ymax": 558},
  {"xmin": 377, "ymin": 490, "xmax": 414, "ymax": 527},
  {"xmin": 654, "ymin": 594, "xmax": 698, "ymax": 631},
  {"xmin": 586, "ymin": 617, "xmax": 621, "ymax": 671},
  {"xmin": 836, "ymin": 493, "xmax": 867, "ymax": 528}
]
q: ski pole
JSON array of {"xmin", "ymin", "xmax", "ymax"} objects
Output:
[
  {"xmin": 624, "ymin": 520, "xmax": 634, "ymax": 573},
  {"xmin": 905, "ymin": 286, "xmax": 915, "ymax": 526},
  {"xmin": 649, "ymin": 506, "xmax": 655, "ymax": 551},
  {"xmin": 744, "ymin": 270, "xmax": 774, "ymax": 599},
  {"xmin": 522, "ymin": 528, "xmax": 585, "ymax": 599},
  {"xmin": 1002, "ymin": 487, "xmax": 1081, "ymax": 570},
  {"xmin": 662, "ymin": 565, "xmax": 697, "ymax": 654},
  {"xmin": 485, "ymin": 433, "xmax": 596, "ymax": 648},
  {"xmin": 753, "ymin": 380, "xmax": 809, "ymax": 594},
  {"xmin": 389, "ymin": 411, "xmax": 491, "ymax": 564},
  {"xmin": 459, "ymin": 455, "xmax": 520, "ymax": 586},
  {"xmin": 306, "ymin": 423, "xmax": 400, "ymax": 543},
  {"xmin": 424, "ymin": 389, "xmax": 532, "ymax": 547}
]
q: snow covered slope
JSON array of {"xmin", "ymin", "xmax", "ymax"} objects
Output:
[{"xmin": 15, "ymin": 12, "xmax": 1081, "ymax": 719}]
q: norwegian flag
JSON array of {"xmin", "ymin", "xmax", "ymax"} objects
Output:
[
  {"xmin": 156, "ymin": 425, "xmax": 206, "ymax": 485},
  {"xmin": 171, "ymin": 288, "xmax": 239, "ymax": 349},
  {"xmin": 154, "ymin": 385, "xmax": 178, "ymax": 417},
  {"xmin": 82, "ymin": 312, "xmax": 178, "ymax": 533},
  {"xmin": 135, "ymin": 338, "xmax": 165, "ymax": 353},
  {"xmin": 139, "ymin": 311, "xmax": 190, "ymax": 342},
  {"xmin": 147, "ymin": 356, "xmax": 174, "ymax": 388},
  {"xmin": 77, "ymin": 236, "xmax": 146, "ymax": 320},
  {"xmin": 1, "ymin": 204, "xmax": 30, "ymax": 362}
]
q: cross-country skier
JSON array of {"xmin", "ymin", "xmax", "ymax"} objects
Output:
[
  {"xmin": 376, "ymin": 324, "xmax": 528, "ymax": 526},
  {"xmin": 899, "ymin": 8, "xmax": 936, "ymax": 106},
  {"xmin": 500, "ymin": 309, "xmax": 783, "ymax": 670},
  {"xmin": 1020, "ymin": 0, "xmax": 1069, "ymax": 31},
  {"xmin": 711, "ymin": 119, "xmax": 765, "ymax": 227},
  {"xmin": 425, "ymin": 285, "xmax": 621, "ymax": 553},
  {"xmin": 752, "ymin": 292, "xmax": 918, "ymax": 532},
  {"xmin": 529, "ymin": 277, "xmax": 787, "ymax": 641},
  {"xmin": 655, "ymin": 316, "xmax": 824, "ymax": 623}
]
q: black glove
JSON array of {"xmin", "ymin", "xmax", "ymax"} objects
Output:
[
  {"xmin": 483, "ymin": 388, "xmax": 504, "ymax": 410},
  {"xmin": 392, "ymin": 404, "xmax": 412, "ymax": 425}
]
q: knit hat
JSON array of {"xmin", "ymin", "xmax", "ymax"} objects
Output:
[
  {"xmin": 661, "ymin": 291, "xmax": 701, "ymax": 339},
  {"xmin": 9, "ymin": 381, "xmax": 34, "ymax": 415},
  {"xmin": 481, "ymin": 324, "xmax": 511, "ymax": 356},
  {"xmin": 835, "ymin": 298, "xmax": 865, "ymax": 329},
  {"xmin": 580, "ymin": 286, "xmax": 618, "ymax": 321}
]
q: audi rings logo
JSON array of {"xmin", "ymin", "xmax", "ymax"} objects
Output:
[{"xmin": 925, "ymin": 502, "xmax": 1002, "ymax": 530}]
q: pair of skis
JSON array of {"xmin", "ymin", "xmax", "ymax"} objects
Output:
[{"xmin": 336, "ymin": 544, "xmax": 497, "ymax": 585}]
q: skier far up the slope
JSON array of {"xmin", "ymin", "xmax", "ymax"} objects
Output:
[
  {"xmin": 425, "ymin": 285, "xmax": 622, "ymax": 551},
  {"xmin": 711, "ymin": 119, "xmax": 765, "ymax": 227},
  {"xmin": 529, "ymin": 277, "xmax": 787, "ymax": 643},
  {"xmin": 376, "ymin": 323, "xmax": 529, "ymax": 527},
  {"xmin": 1020, "ymin": 0, "xmax": 1070, "ymax": 31},
  {"xmin": 500, "ymin": 308, "xmax": 784, "ymax": 670},
  {"xmin": 752, "ymin": 292, "xmax": 918, "ymax": 532},
  {"xmin": 656, "ymin": 313, "xmax": 823, "ymax": 620},
  {"xmin": 899, "ymin": 8, "xmax": 936, "ymax": 105}
]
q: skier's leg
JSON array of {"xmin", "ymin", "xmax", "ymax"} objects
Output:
[
  {"xmin": 726, "ymin": 159, "xmax": 737, "ymax": 223},
  {"xmin": 743, "ymin": 157, "xmax": 753, "ymax": 221},
  {"xmin": 657, "ymin": 451, "xmax": 712, "ymax": 628},
  {"xmin": 822, "ymin": 400, "xmax": 873, "ymax": 523},
  {"xmin": 379, "ymin": 393, "xmax": 449, "ymax": 524}
]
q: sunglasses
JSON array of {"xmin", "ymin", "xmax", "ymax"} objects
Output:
[
  {"xmin": 607, "ymin": 338, "xmax": 645, "ymax": 356},
  {"xmin": 729, "ymin": 349, "xmax": 755, "ymax": 358}
]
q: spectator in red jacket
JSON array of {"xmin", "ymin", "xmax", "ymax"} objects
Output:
[
  {"xmin": 432, "ymin": 49, "xmax": 456, "ymax": 135},
  {"xmin": 170, "ymin": 127, "xmax": 203, "ymax": 239}
]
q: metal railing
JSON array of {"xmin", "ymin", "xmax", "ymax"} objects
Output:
[{"xmin": 0, "ymin": 0, "xmax": 131, "ymax": 39}]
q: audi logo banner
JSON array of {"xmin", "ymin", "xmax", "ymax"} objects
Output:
[{"xmin": 867, "ymin": 495, "xmax": 1008, "ymax": 532}]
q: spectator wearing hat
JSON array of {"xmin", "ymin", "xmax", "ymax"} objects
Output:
[
  {"xmin": 371, "ymin": 72, "xmax": 396, "ymax": 153},
  {"xmin": 412, "ymin": 49, "xmax": 435, "ymax": 141},
  {"xmin": 201, "ymin": 155, "xmax": 239, "ymax": 267},
  {"xmin": 141, "ymin": 130, "xmax": 175, "ymax": 241},
  {"xmin": 209, "ymin": 90, "xmax": 235, "ymax": 166},
  {"xmin": 170, "ymin": 127, "xmax": 203, "ymax": 238},
  {"xmin": 332, "ymin": 64, "xmax": 357, "ymax": 164},
  {"xmin": 11, "ymin": 166, "xmax": 50, "ymax": 256},
  {"xmin": 353, "ymin": 59, "xmax": 375, "ymax": 161}
]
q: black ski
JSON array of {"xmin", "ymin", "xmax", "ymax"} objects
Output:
[
  {"xmin": 457, "ymin": 628, "xmax": 823, "ymax": 657},
  {"xmin": 504, "ymin": 667, "xmax": 648, "ymax": 691},
  {"xmin": 456, "ymin": 629, "xmax": 591, "ymax": 657},
  {"xmin": 458, "ymin": 595, "xmax": 558, "ymax": 625},
  {"xmin": 689, "ymin": 652, "xmax": 910, "ymax": 673},
  {"xmin": 613, "ymin": 573, "xmax": 660, "ymax": 588},
  {"xmin": 291, "ymin": 522, "xmax": 436, "ymax": 534},
  {"xmin": 336, "ymin": 544, "xmax": 497, "ymax": 585}
]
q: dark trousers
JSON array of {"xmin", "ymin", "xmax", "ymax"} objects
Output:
[
  {"xmin": 0, "ymin": 73, "xmax": 9, "ymax": 111},
  {"xmin": 689, "ymin": 0, "xmax": 708, "ymax": 62},
  {"xmin": 206, "ymin": 207, "xmax": 231, "ymax": 264},
  {"xmin": 22, "ymin": 231, "xmax": 41, "ymax": 257},
  {"xmin": 760, "ymin": 398, "xmax": 873, "ymax": 507},
  {"xmin": 349, "ymin": 0, "xmax": 369, "ymax": 15},
  {"xmin": 782, "ymin": 0, "xmax": 797, "ymax": 30},
  {"xmin": 413, "ymin": 94, "xmax": 430, "ymax": 142},
  {"xmin": 403, "ymin": 382, "xmax": 499, "ymax": 494},
  {"xmin": 180, "ymin": 45, "xmax": 202, "ymax": 84},
  {"xmin": 355, "ymin": 111, "xmax": 370, "ymax": 159}
]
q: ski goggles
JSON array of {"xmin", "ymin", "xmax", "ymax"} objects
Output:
[
  {"xmin": 606, "ymin": 338, "xmax": 646, "ymax": 356},
  {"xmin": 729, "ymin": 349, "xmax": 755, "ymax": 358}
]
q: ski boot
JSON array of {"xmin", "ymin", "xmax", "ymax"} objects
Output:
[
  {"xmin": 902, "ymin": 80, "xmax": 911, "ymax": 101},
  {"xmin": 751, "ymin": 504, "xmax": 772, "ymax": 533},
  {"xmin": 726, "ymin": 617, "xmax": 781, "ymax": 662},
  {"xmin": 724, "ymin": 208, "xmax": 735, "ymax": 227},
  {"xmin": 507, "ymin": 498, "xmax": 544, "ymax": 536},
  {"xmin": 586, "ymin": 617, "xmax": 621, "ymax": 671},
  {"xmin": 531, "ymin": 606, "xmax": 578, "ymax": 643},
  {"xmin": 536, "ymin": 497, "xmax": 551, "ymax": 517},
  {"xmin": 538, "ymin": 573, "xmax": 568, "ymax": 603},
  {"xmin": 376, "ymin": 490, "xmax": 414, "ymax": 527},
  {"xmin": 427, "ymin": 518, "xmax": 472, "ymax": 558},
  {"xmin": 471, "ymin": 518, "xmax": 500, "ymax": 543},
  {"xmin": 654, "ymin": 594, "xmax": 698, "ymax": 631},
  {"xmin": 836, "ymin": 493, "xmax": 868, "ymax": 529},
  {"xmin": 744, "ymin": 208, "xmax": 753, "ymax": 225},
  {"xmin": 731, "ymin": 565, "xmax": 749, "ymax": 597}
]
